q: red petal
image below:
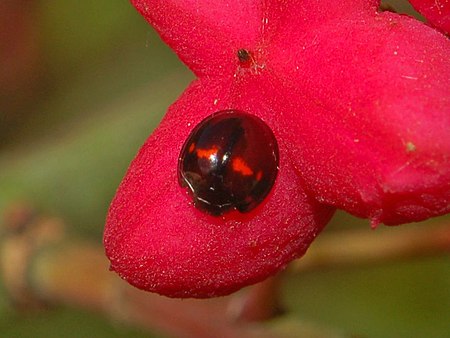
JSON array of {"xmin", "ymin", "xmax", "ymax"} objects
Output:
[
  {"xmin": 130, "ymin": 0, "xmax": 381, "ymax": 76},
  {"xmin": 104, "ymin": 80, "xmax": 334, "ymax": 298},
  {"xmin": 266, "ymin": 10, "xmax": 450, "ymax": 225},
  {"xmin": 408, "ymin": 0, "xmax": 450, "ymax": 34},
  {"xmin": 131, "ymin": 0, "xmax": 263, "ymax": 76}
]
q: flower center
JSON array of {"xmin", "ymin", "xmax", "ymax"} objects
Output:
[{"xmin": 237, "ymin": 49, "xmax": 254, "ymax": 68}]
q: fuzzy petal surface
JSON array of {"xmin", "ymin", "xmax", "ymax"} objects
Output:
[
  {"xmin": 128, "ymin": 0, "xmax": 450, "ymax": 225},
  {"xmin": 131, "ymin": 0, "xmax": 263, "ymax": 76},
  {"xmin": 105, "ymin": 0, "xmax": 450, "ymax": 297},
  {"xmin": 409, "ymin": 0, "xmax": 450, "ymax": 34},
  {"xmin": 104, "ymin": 80, "xmax": 334, "ymax": 298},
  {"xmin": 268, "ymin": 9, "xmax": 450, "ymax": 224}
]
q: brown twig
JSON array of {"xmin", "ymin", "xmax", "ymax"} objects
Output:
[
  {"xmin": 1, "ymin": 204, "xmax": 449, "ymax": 338},
  {"xmin": 0, "ymin": 204, "xmax": 345, "ymax": 338},
  {"xmin": 25, "ymin": 242, "xmax": 343, "ymax": 338},
  {"xmin": 291, "ymin": 221, "xmax": 450, "ymax": 273}
]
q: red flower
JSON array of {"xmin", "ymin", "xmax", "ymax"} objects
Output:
[
  {"xmin": 104, "ymin": 0, "xmax": 450, "ymax": 298},
  {"xmin": 408, "ymin": 0, "xmax": 450, "ymax": 34}
]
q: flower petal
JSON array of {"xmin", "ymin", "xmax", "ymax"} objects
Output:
[
  {"xmin": 408, "ymin": 0, "xmax": 450, "ymax": 34},
  {"xmin": 267, "ymin": 10, "xmax": 450, "ymax": 225},
  {"xmin": 130, "ymin": 0, "xmax": 381, "ymax": 76},
  {"xmin": 131, "ymin": 0, "xmax": 264, "ymax": 76},
  {"xmin": 104, "ymin": 80, "xmax": 334, "ymax": 298}
]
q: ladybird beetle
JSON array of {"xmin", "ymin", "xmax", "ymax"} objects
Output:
[{"xmin": 178, "ymin": 110, "xmax": 279, "ymax": 215}]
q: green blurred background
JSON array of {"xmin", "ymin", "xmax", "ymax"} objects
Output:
[{"xmin": 0, "ymin": 1, "xmax": 448, "ymax": 337}]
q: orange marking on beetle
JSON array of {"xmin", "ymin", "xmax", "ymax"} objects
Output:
[
  {"xmin": 196, "ymin": 146, "xmax": 219, "ymax": 159},
  {"xmin": 256, "ymin": 171, "xmax": 263, "ymax": 181},
  {"xmin": 188, "ymin": 143, "xmax": 195, "ymax": 153},
  {"xmin": 232, "ymin": 157, "xmax": 254, "ymax": 176}
]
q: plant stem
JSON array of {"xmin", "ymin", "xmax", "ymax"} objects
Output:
[
  {"xmin": 227, "ymin": 275, "xmax": 284, "ymax": 322},
  {"xmin": 291, "ymin": 221, "xmax": 450, "ymax": 273},
  {"xmin": 1, "ymin": 204, "xmax": 449, "ymax": 337}
]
